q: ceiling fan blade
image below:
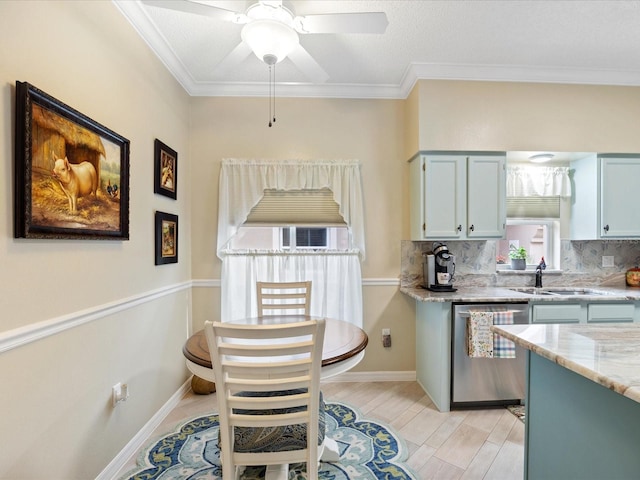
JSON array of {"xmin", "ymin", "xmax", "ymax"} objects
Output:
[
  {"xmin": 287, "ymin": 44, "xmax": 329, "ymax": 83},
  {"xmin": 297, "ymin": 12, "xmax": 388, "ymax": 34},
  {"xmin": 214, "ymin": 41, "xmax": 253, "ymax": 76},
  {"xmin": 141, "ymin": 0, "xmax": 246, "ymax": 24}
]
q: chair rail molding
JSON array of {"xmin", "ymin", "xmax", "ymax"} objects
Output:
[
  {"xmin": 0, "ymin": 281, "xmax": 192, "ymax": 355},
  {"xmin": 0, "ymin": 278, "xmax": 399, "ymax": 354},
  {"xmin": 193, "ymin": 278, "xmax": 399, "ymax": 287}
]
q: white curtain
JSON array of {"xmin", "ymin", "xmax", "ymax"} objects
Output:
[
  {"xmin": 217, "ymin": 159, "xmax": 365, "ymax": 327},
  {"xmin": 217, "ymin": 159, "xmax": 365, "ymax": 260},
  {"xmin": 221, "ymin": 251, "xmax": 362, "ymax": 326},
  {"xmin": 506, "ymin": 166, "xmax": 572, "ymax": 197}
]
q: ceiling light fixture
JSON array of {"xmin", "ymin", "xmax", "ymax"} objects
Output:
[
  {"xmin": 241, "ymin": 14, "xmax": 299, "ymax": 127},
  {"xmin": 529, "ymin": 153, "xmax": 555, "ymax": 163},
  {"xmin": 241, "ymin": 19, "xmax": 299, "ymax": 65}
]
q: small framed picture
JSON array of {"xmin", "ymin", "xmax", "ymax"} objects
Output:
[
  {"xmin": 154, "ymin": 139, "xmax": 177, "ymax": 199},
  {"xmin": 155, "ymin": 211, "xmax": 178, "ymax": 265}
]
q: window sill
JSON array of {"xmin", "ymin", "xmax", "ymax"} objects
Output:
[{"xmin": 496, "ymin": 267, "xmax": 562, "ymax": 275}]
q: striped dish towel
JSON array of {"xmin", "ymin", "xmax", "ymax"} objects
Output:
[
  {"xmin": 492, "ymin": 310, "xmax": 516, "ymax": 358},
  {"xmin": 467, "ymin": 311, "xmax": 494, "ymax": 358}
]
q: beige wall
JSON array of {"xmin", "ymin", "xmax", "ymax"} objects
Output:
[
  {"xmin": 188, "ymin": 96, "xmax": 416, "ymax": 372},
  {"xmin": 403, "ymin": 86, "xmax": 421, "ymax": 160},
  {"xmin": 0, "ymin": 2, "xmax": 191, "ymax": 478},
  {"xmin": 190, "ymin": 96, "xmax": 407, "ymax": 279},
  {"xmin": 415, "ymin": 80, "xmax": 640, "ymax": 153}
]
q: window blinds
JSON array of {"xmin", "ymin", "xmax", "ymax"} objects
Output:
[
  {"xmin": 245, "ymin": 189, "xmax": 346, "ymax": 225},
  {"xmin": 507, "ymin": 196, "xmax": 561, "ymax": 218}
]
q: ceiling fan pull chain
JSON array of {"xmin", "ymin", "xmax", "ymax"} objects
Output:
[
  {"xmin": 268, "ymin": 63, "xmax": 273, "ymax": 127},
  {"xmin": 272, "ymin": 62, "xmax": 276, "ymax": 125}
]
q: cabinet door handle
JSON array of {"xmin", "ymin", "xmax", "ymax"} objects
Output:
[
  {"xmin": 469, "ymin": 224, "xmax": 475, "ymax": 232},
  {"xmin": 604, "ymin": 224, "xmax": 610, "ymax": 233},
  {"xmin": 457, "ymin": 225, "xmax": 462, "ymax": 232}
]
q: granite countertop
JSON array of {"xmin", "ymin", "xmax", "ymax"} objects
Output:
[
  {"xmin": 400, "ymin": 285, "xmax": 640, "ymax": 303},
  {"xmin": 492, "ymin": 323, "xmax": 640, "ymax": 404}
]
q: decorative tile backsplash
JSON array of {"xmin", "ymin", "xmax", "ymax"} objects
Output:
[{"xmin": 401, "ymin": 239, "xmax": 640, "ymax": 288}]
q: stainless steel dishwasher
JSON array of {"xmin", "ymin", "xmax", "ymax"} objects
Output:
[{"xmin": 451, "ymin": 302, "xmax": 528, "ymax": 409}]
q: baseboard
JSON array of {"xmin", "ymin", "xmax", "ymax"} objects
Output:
[
  {"xmin": 96, "ymin": 379, "xmax": 192, "ymax": 480},
  {"xmin": 325, "ymin": 370, "xmax": 416, "ymax": 382}
]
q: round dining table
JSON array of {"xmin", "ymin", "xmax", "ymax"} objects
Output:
[{"xmin": 183, "ymin": 315, "xmax": 368, "ymax": 394}]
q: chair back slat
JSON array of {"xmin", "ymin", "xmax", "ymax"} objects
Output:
[{"xmin": 257, "ymin": 281, "xmax": 311, "ymax": 316}]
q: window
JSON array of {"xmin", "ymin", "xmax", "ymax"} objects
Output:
[
  {"xmin": 497, "ymin": 196, "xmax": 561, "ymax": 269},
  {"xmin": 283, "ymin": 227, "xmax": 327, "ymax": 249},
  {"xmin": 217, "ymin": 159, "xmax": 365, "ymax": 327},
  {"xmin": 501, "ymin": 163, "xmax": 573, "ymax": 270},
  {"xmin": 497, "ymin": 220, "xmax": 559, "ymax": 269},
  {"xmin": 229, "ymin": 226, "xmax": 349, "ymax": 250}
]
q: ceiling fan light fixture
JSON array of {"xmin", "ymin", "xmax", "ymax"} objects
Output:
[{"xmin": 241, "ymin": 19, "xmax": 299, "ymax": 64}]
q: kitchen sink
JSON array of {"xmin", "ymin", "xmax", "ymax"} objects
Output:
[
  {"xmin": 509, "ymin": 287, "xmax": 555, "ymax": 296},
  {"xmin": 508, "ymin": 287, "xmax": 608, "ymax": 296},
  {"xmin": 547, "ymin": 289, "xmax": 603, "ymax": 296}
]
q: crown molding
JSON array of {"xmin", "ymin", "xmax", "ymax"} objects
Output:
[
  {"xmin": 115, "ymin": 1, "xmax": 640, "ymax": 100},
  {"xmin": 399, "ymin": 62, "xmax": 640, "ymax": 98}
]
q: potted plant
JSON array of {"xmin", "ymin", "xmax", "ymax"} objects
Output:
[{"xmin": 509, "ymin": 246, "xmax": 528, "ymax": 270}]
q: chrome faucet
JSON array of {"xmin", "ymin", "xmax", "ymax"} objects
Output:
[{"xmin": 535, "ymin": 257, "xmax": 546, "ymax": 288}]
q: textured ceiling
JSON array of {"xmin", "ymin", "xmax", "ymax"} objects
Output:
[{"xmin": 115, "ymin": 0, "xmax": 640, "ymax": 98}]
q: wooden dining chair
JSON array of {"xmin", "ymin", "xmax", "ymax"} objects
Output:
[
  {"xmin": 204, "ymin": 318, "xmax": 326, "ymax": 480},
  {"xmin": 256, "ymin": 281, "xmax": 312, "ymax": 316}
]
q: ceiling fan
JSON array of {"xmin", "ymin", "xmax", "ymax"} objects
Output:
[{"xmin": 141, "ymin": 0, "xmax": 389, "ymax": 83}]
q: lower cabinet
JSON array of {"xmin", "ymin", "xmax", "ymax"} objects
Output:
[
  {"xmin": 532, "ymin": 302, "xmax": 638, "ymax": 324},
  {"xmin": 415, "ymin": 301, "xmax": 452, "ymax": 412},
  {"xmin": 414, "ymin": 299, "xmax": 639, "ymax": 414},
  {"xmin": 587, "ymin": 302, "xmax": 636, "ymax": 322},
  {"xmin": 531, "ymin": 303, "xmax": 582, "ymax": 323}
]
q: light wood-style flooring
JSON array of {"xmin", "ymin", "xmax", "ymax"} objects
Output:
[{"xmin": 116, "ymin": 381, "xmax": 524, "ymax": 480}]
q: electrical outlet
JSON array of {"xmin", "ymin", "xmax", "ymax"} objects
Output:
[
  {"xmin": 602, "ymin": 256, "xmax": 614, "ymax": 268},
  {"xmin": 112, "ymin": 382, "xmax": 129, "ymax": 406},
  {"xmin": 382, "ymin": 328, "xmax": 391, "ymax": 348}
]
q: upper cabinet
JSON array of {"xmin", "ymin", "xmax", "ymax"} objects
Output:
[
  {"xmin": 410, "ymin": 152, "xmax": 506, "ymax": 240},
  {"xmin": 571, "ymin": 154, "xmax": 640, "ymax": 239}
]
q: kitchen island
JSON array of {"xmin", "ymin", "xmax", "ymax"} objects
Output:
[{"xmin": 492, "ymin": 323, "xmax": 640, "ymax": 480}]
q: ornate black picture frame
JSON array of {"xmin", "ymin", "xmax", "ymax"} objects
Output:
[
  {"xmin": 154, "ymin": 139, "xmax": 177, "ymax": 200},
  {"xmin": 14, "ymin": 81, "xmax": 130, "ymax": 240},
  {"xmin": 155, "ymin": 211, "xmax": 178, "ymax": 265}
]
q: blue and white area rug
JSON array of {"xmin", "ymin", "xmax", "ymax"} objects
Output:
[{"xmin": 124, "ymin": 400, "xmax": 417, "ymax": 479}]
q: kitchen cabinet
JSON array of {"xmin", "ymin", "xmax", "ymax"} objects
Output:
[
  {"xmin": 409, "ymin": 152, "xmax": 506, "ymax": 240},
  {"xmin": 571, "ymin": 154, "xmax": 640, "ymax": 239},
  {"xmin": 411, "ymin": 295, "xmax": 640, "ymax": 414},
  {"xmin": 531, "ymin": 301, "xmax": 638, "ymax": 324},
  {"xmin": 415, "ymin": 301, "xmax": 452, "ymax": 412},
  {"xmin": 531, "ymin": 303, "xmax": 582, "ymax": 323},
  {"xmin": 587, "ymin": 302, "xmax": 635, "ymax": 323}
]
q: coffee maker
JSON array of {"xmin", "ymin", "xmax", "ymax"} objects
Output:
[{"xmin": 423, "ymin": 242, "xmax": 457, "ymax": 292}]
